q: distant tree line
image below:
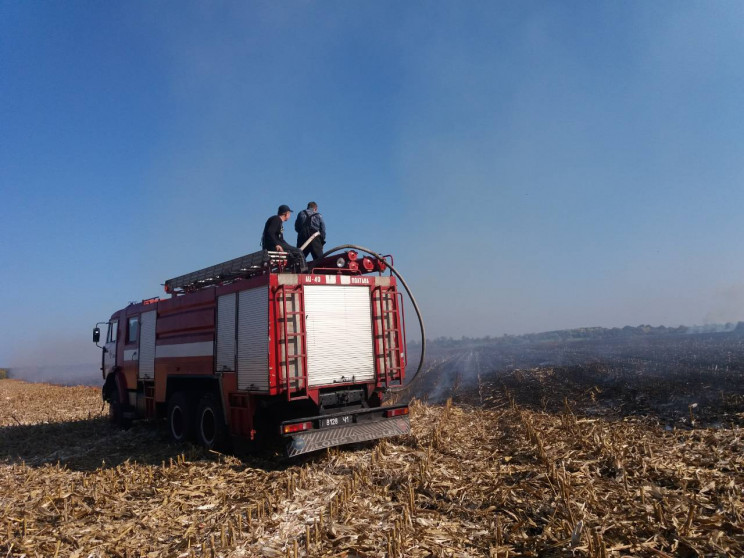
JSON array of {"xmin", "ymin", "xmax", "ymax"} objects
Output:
[
  {"xmin": 0, "ymin": 368, "xmax": 8, "ymax": 380},
  {"xmin": 417, "ymin": 322, "xmax": 744, "ymax": 348}
]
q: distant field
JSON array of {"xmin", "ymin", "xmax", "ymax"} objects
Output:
[{"xmin": 1, "ymin": 342, "xmax": 743, "ymax": 557}]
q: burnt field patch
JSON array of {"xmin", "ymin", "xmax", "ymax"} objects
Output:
[
  {"xmin": 410, "ymin": 331, "xmax": 744, "ymax": 425},
  {"xmin": 1, "ymin": 332, "xmax": 743, "ymax": 558}
]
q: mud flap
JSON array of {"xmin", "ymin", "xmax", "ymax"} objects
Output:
[{"xmin": 285, "ymin": 416, "xmax": 410, "ymax": 457}]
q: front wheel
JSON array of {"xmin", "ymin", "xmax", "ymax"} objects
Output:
[
  {"xmin": 105, "ymin": 377, "xmax": 130, "ymax": 429},
  {"xmin": 167, "ymin": 392, "xmax": 193, "ymax": 443},
  {"xmin": 196, "ymin": 393, "xmax": 229, "ymax": 451}
]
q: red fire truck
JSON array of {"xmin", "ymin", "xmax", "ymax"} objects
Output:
[{"xmin": 93, "ymin": 247, "xmax": 412, "ymax": 457}]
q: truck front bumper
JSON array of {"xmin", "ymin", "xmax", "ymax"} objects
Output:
[{"xmin": 281, "ymin": 405, "xmax": 411, "ymax": 457}]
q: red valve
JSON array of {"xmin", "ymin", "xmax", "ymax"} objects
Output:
[{"xmin": 361, "ymin": 257, "xmax": 374, "ymax": 272}]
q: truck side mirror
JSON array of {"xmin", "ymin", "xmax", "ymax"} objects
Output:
[{"xmin": 93, "ymin": 327, "xmax": 100, "ymax": 344}]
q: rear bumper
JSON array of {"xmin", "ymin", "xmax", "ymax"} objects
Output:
[{"xmin": 281, "ymin": 405, "xmax": 410, "ymax": 457}]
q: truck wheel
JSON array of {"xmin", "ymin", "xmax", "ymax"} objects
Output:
[
  {"xmin": 196, "ymin": 393, "xmax": 229, "ymax": 451},
  {"xmin": 108, "ymin": 384, "xmax": 131, "ymax": 429},
  {"xmin": 167, "ymin": 392, "xmax": 193, "ymax": 443}
]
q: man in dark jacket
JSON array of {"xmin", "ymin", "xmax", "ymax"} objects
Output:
[
  {"xmin": 295, "ymin": 201, "xmax": 326, "ymax": 260},
  {"xmin": 262, "ymin": 205, "xmax": 307, "ymax": 272}
]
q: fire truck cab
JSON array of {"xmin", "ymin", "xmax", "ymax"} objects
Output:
[{"xmin": 93, "ymin": 248, "xmax": 409, "ymax": 457}]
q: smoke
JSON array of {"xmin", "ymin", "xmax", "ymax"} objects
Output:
[
  {"xmin": 704, "ymin": 284, "xmax": 744, "ymax": 325},
  {"xmin": 8, "ymin": 364, "xmax": 100, "ymax": 386},
  {"xmin": 8, "ymin": 332, "xmax": 101, "ymax": 386},
  {"xmin": 686, "ymin": 323, "xmax": 739, "ymax": 335}
]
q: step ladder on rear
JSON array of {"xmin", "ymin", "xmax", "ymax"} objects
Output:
[
  {"xmin": 372, "ymin": 286, "xmax": 406, "ymax": 387},
  {"xmin": 276, "ymin": 285, "xmax": 309, "ymax": 401}
]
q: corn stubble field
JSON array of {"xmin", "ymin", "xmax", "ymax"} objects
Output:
[{"xmin": 2, "ymin": 337, "xmax": 744, "ymax": 557}]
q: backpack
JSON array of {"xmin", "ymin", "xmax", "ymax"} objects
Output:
[{"xmin": 295, "ymin": 209, "xmax": 314, "ymax": 239}]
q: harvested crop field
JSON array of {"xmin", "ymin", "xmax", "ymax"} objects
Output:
[{"xmin": 2, "ymin": 356, "xmax": 743, "ymax": 557}]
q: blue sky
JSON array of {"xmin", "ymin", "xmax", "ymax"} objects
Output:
[{"xmin": 2, "ymin": 2, "xmax": 744, "ymax": 370}]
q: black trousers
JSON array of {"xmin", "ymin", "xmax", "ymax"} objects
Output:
[
  {"xmin": 301, "ymin": 236, "xmax": 324, "ymax": 260},
  {"xmin": 277, "ymin": 241, "xmax": 308, "ymax": 272}
]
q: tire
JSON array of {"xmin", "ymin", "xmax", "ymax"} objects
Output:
[
  {"xmin": 107, "ymin": 381, "xmax": 131, "ymax": 429},
  {"xmin": 167, "ymin": 392, "xmax": 193, "ymax": 443},
  {"xmin": 196, "ymin": 392, "xmax": 229, "ymax": 451}
]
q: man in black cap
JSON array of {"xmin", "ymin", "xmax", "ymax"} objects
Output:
[{"xmin": 262, "ymin": 205, "xmax": 308, "ymax": 272}]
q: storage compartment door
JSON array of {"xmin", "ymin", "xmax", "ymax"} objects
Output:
[
  {"xmin": 237, "ymin": 287, "xmax": 269, "ymax": 391},
  {"xmin": 216, "ymin": 293, "xmax": 237, "ymax": 372},
  {"xmin": 138, "ymin": 310, "xmax": 156, "ymax": 380},
  {"xmin": 304, "ymin": 285, "xmax": 375, "ymax": 386}
]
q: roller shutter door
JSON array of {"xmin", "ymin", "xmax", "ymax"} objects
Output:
[
  {"xmin": 237, "ymin": 287, "xmax": 269, "ymax": 391},
  {"xmin": 216, "ymin": 293, "xmax": 236, "ymax": 372},
  {"xmin": 304, "ymin": 285, "xmax": 375, "ymax": 386},
  {"xmin": 138, "ymin": 310, "xmax": 156, "ymax": 380}
]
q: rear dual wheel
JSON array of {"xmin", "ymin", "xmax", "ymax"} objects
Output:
[
  {"xmin": 167, "ymin": 391, "xmax": 229, "ymax": 451},
  {"xmin": 196, "ymin": 393, "xmax": 229, "ymax": 451},
  {"xmin": 167, "ymin": 392, "xmax": 193, "ymax": 443}
]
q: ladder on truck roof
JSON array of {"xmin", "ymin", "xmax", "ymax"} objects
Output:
[{"xmin": 164, "ymin": 250, "xmax": 289, "ymax": 294}]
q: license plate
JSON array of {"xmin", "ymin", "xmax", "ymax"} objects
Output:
[{"xmin": 319, "ymin": 415, "xmax": 353, "ymax": 428}]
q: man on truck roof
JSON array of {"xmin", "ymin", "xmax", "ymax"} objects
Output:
[
  {"xmin": 261, "ymin": 204, "xmax": 308, "ymax": 272},
  {"xmin": 295, "ymin": 201, "xmax": 326, "ymax": 260}
]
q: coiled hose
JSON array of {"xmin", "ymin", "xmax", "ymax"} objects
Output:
[{"xmin": 320, "ymin": 244, "xmax": 426, "ymax": 393}]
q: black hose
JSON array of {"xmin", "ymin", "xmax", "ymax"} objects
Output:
[{"xmin": 320, "ymin": 244, "xmax": 426, "ymax": 392}]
